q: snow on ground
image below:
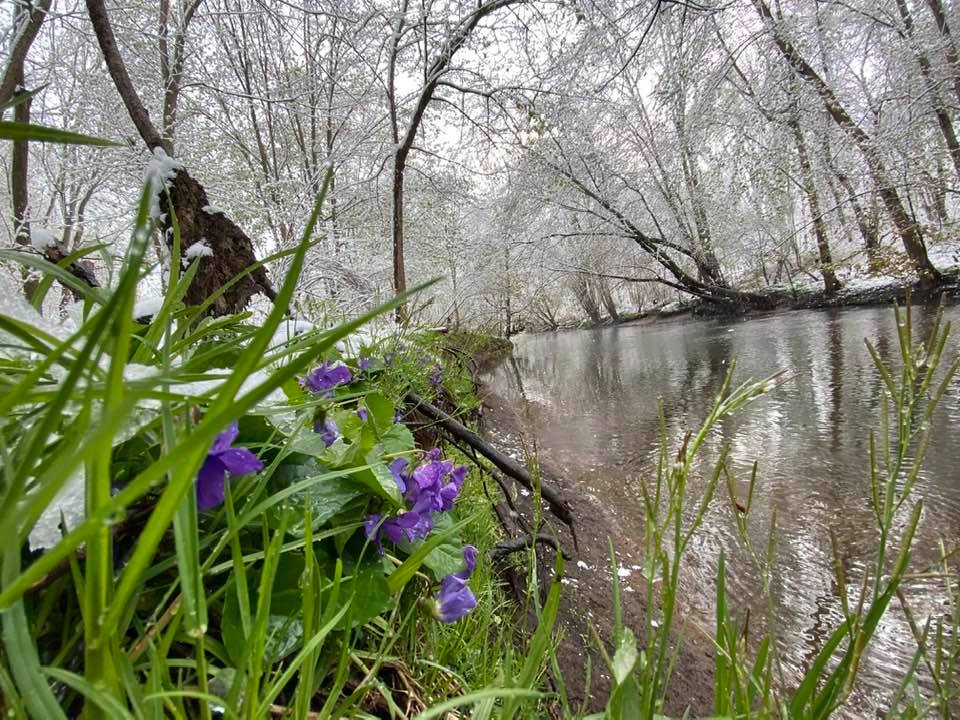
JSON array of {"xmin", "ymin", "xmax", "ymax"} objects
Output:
[
  {"xmin": 0, "ymin": 273, "xmax": 77, "ymax": 345},
  {"xmin": 929, "ymin": 240, "xmax": 960, "ymax": 270},
  {"xmin": 133, "ymin": 293, "xmax": 164, "ymax": 319},
  {"xmin": 839, "ymin": 274, "xmax": 899, "ymax": 292}
]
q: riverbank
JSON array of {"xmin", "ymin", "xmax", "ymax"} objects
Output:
[
  {"xmin": 476, "ymin": 382, "xmax": 716, "ymax": 716},
  {"xmin": 532, "ymin": 272, "xmax": 960, "ymax": 334}
]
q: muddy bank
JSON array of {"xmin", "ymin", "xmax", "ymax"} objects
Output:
[{"xmin": 478, "ymin": 384, "xmax": 715, "ymax": 716}]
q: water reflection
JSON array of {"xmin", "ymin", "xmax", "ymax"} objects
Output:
[{"xmin": 490, "ymin": 306, "xmax": 960, "ymax": 716}]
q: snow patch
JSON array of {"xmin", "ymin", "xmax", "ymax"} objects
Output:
[
  {"xmin": 29, "ymin": 468, "xmax": 85, "ymax": 551},
  {"xmin": 0, "ymin": 273, "xmax": 77, "ymax": 346},
  {"xmin": 29, "ymin": 227, "xmax": 58, "ymax": 252},
  {"xmin": 134, "ymin": 294, "xmax": 164, "ymax": 319},
  {"xmin": 144, "ymin": 147, "xmax": 184, "ymax": 220},
  {"xmin": 185, "ymin": 241, "xmax": 214, "ymax": 260},
  {"xmin": 270, "ymin": 319, "xmax": 316, "ymax": 349},
  {"xmin": 841, "ymin": 275, "xmax": 899, "ymax": 292},
  {"xmin": 202, "ymin": 204, "xmax": 225, "ymax": 216}
]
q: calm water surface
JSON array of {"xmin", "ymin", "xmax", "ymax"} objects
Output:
[{"xmin": 491, "ymin": 306, "xmax": 960, "ymax": 715}]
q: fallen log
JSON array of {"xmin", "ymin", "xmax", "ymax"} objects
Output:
[{"xmin": 405, "ymin": 392, "xmax": 575, "ymax": 532}]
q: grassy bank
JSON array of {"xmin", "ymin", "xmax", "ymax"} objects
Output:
[{"xmin": 4, "ymin": 173, "xmax": 960, "ymax": 719}]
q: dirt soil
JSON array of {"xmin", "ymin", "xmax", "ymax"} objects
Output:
[{"xmin": 478, "ymin": 385, "xmax": 716, "ymax": 717}]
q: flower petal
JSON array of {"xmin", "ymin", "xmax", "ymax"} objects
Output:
[
  {"xmin": 210, "ymin": 422, "xmax": 240, "ymax": 455},
  {"xmin": 436, "ymin": 576, "xmax": 477, "ymax": 623},
  {"xmin": 389, "ymin": 458, "xmax": 408, "ymax": 494},
  {"xmin": 197, "ymin": 457, "xmax": 227, "ymax": 511},
  {"xmin": 364, "ymin": 513, "xmax": 382, "ymax": 542},
  {"xmin": 455, "ymin": 545, "xmax": 478, "ymax": 581},
  {"xmin": 218, "ymin": 448, "xmax": 263, "ymax": 476}
]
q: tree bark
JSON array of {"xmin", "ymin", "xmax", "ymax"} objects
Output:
[
  {"xmin": 751, "ymin": 0, "xmax": 942, "ymax": 287},
  {"xmin": 788, "ymin": 115, "xmax": 841, "ymax": 292}
]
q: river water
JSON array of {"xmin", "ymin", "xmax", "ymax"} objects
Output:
[{"xmin": 490, "ymin": 305, "xmax": 960, "ymax": 715}]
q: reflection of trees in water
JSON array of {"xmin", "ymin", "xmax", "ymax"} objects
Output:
[
  {"xmin": 504, "ymin": 307, "xmax": 960, "ymax": 714},
  {"xmin": 585, "ymin": 328, "xmax": 625, "ymax": 400},
  {"xmin": 826, "ymin": 311, "xmax": 844, "ymax": 451}
]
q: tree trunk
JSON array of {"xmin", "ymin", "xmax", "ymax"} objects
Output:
[
  {"xmin": 896, "ymin": 0, "xmax": 960, "ymax": 182},
  {"xmin": 836, "ymin": 171, "xmax": 881, "ymax": 270},
  {"xmin": 392, "ymin": 152, "xmax": 408, "ymax": 321},
  {"xmin": 0, "ymin": 0, "xmax": 52, "ymax": 109},
  {"xmin": 599, "ymin": 278, "xmax": 620, "ymax": 321},
  {"xmin": 924, "ymin": 0, "xmax": 960, "ymax": 108},
  {"xmin": 12, "ymin": 88, "xmax": 37, "ymax": 301},
  {"xmin": 788, "ymin": 116, "xmax": 841, "ymax": 293},
  {"xmin": 751, "ymin": 0, "xmax": 942, "ymax": 287}
]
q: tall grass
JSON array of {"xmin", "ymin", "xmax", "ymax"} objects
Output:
[{"xmin": 0, "ymin": 166, "xmax": 555, "ymax": 717}]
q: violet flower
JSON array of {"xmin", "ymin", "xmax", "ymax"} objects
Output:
[
  {"xmin": 196, "ymin": 422, "xmax": 263, "ymax": 511},
  {"xmin": 363, "ymin": 449, "xmax": 468, "ymax": 547},
  {"xmin": 358, "ymin": 356, "xmax": 372, "ymax": 371},
  {"xmin": 429, "ymin": 365, "xmax": 443, "ymax": 386},
  {"xmin": 313, "ymin": 417, "xmax": 338, "ymax": 448},
  {"xmin": 389, "ymin": 458, "xmax": 410, "ymax": 494},
  {"xmin": 435, "ymin": 545, "xmax": 478, "ymax": 623},
  {"xmin": 357, "ymin": 407, "xmax": 368, "ymax": 422},
  {"xmin": 301, "ymin": 361, "xmax": 352, "ymax": 396}
]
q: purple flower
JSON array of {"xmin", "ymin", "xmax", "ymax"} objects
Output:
[
  {"xmin": 313, "ymin": 417, "xmax": 338, "ymax": 447},
  {"xmin": 363, "ymin": 450, "xmax": 464, "ymax": 548},
  {"xmin": 429, "ymin": 365, "xmax": 443, "ymax": 386},
  {"xmin": 196, "ymin": 422, "xmax": 263, "ymax": 511},
  {"xmin": 435, "ymin": 545, "xmax": 478, "ymax": 623},
  {"xmin": 358, "ymin": 356, "xmax": 372, "ymax": 371},
  {"xmin": 365, "ymin": 502, "xmax": 433, "ymax": 545},
  {"xmin": 357, "ymin": 407, "xmax": 368, "ymax": 422},
  {"xmin": 301, "ymin": 361, "xmax": 352, "ymax": 396},
  {"xmin": 364, "ymin": 513, "xmax": 382, "ymax": 540},
  {"xmin": 389, "ymin": 458, "xmax": 409, "ymax": 494}
]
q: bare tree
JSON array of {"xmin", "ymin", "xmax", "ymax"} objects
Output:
[
  {"xmin": 84, "ymin": 0, "xmax": 277, "ymax": 315},
  {"xmin": 750, "ymin": 0, "xmax": 942, "ymax": 287}
]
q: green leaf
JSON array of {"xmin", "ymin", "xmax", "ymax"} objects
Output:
[
  {"xmin": 360, "ymin": 449, "xmax": 404, "ymax": 505},
  {"xmin": 272, "ymin": 462, "xmax": 363, "ymax": 535},
  {"xmin": 338, "ymin": 560, "xmax": 391, "ymax": 629},
  {"xmin": 0, "ymin": 120, "xmax": 120, "ymax": 146},
  {"xmin": 364, "ymin": 392, "xmax": 395, "ymax": 433},
  {"xmin": 387, "ymin": 515, "xmax": 473, "ymax": 595},
  {"xmin": 612, "ymin": 628, "xmax": 639, "ymax": 685},
  {"xmin": 379, "ymin": 424, "xmax": 415, "ymax": 456},
  {"xmin": 418, "ymin": 541, "xmax": 465, "ymax": 581}
]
